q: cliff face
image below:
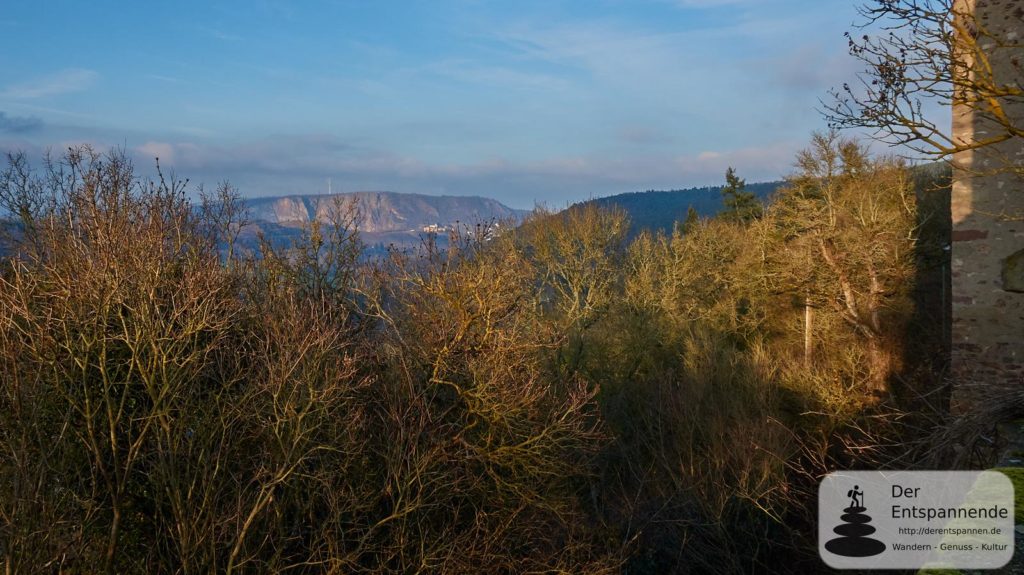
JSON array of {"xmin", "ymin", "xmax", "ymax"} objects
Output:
[{"xmin": 244, "ymin": 191, "xmax": 524, "ymax": 233}]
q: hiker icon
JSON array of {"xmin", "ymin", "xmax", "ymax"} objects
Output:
[
  {"xmin": 825, "ymin": 485, "xmax": 885, "ymax": 557},
  {"xmin": 848, "ymin": 485, "xmax": 863, "ymax": 508}
]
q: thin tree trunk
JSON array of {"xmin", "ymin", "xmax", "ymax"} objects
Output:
[
  {"xmin": 820, "ymin": 237, "xmax": 889, "ymax": 394},
  {"xmin": 866, "ymin": 337, "xmax": 890, "ymax": 395},
  {"xmin": 104, "ymin": 502, "xmax": 121, "ymax": 575},
  {"xmin": 804, "ymin": 295, "xmax": 814, "ymax": 368},
  {"xmin": 818, "ymin": 238, "xmax": 863, "ymax": 326}
]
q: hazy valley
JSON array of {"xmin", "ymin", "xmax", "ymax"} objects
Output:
[{"xmin": 235, "ymin": 182, "xmax": 785, "ymax": 255}]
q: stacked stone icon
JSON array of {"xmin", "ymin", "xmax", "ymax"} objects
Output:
[{"xmin": 825, "ymin": 504, "xmax": 886, "ymax": 557}]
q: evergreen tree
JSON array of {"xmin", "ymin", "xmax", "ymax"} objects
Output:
[
  {"xmin": 676, "ymin": 205, "xmax": 700, "ymax": 235},
  {"xmin": 720, "ymin": 167, "xmax": 763, "ymax": 224}
]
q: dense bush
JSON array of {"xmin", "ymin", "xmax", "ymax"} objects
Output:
[{"xmin": 0, "ymin": 137, "xmax": 947, "ymax": 573}]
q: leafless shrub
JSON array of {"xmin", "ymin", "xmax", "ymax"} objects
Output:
[{"xmin": 0, "ymin": 140, "xmax": 946, "ymax": 573}]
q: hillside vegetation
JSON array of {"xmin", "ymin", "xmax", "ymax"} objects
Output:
[
  {"xmin": 0, "ymin": 134, "xmax": 953, "ymax": 573},
  {"xmin": 579, "ymin": 180, "xmax": 781, "ymax": 237}
]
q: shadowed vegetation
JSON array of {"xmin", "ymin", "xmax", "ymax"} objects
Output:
[{"xmin": 0, "ymin": 136, "xmax": 951, "ymax": 573}]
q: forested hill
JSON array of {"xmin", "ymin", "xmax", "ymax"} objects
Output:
[{"xmin": 577, "ymin": 181, "xmax": 783, "ymax": 235}]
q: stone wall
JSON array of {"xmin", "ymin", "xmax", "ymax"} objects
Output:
[{"xmin": 951, "ymin": 0, "xmax": 1024, "ymax": 405}]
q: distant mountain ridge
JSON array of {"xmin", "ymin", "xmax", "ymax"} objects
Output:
[
  {"xmin": 239, "ymin": 184, "xmax": 786, "ymax": 252},
  {"xmin": 245, "ymin": 191, "xmax": 527, "ymax": 234},
  {"xmin": 577, "ymin": 181, "xmax": 784, "ymax": 236},
  {"xmin": 241, "ymin": 191, "xmax": 528, "ymax": 254}
]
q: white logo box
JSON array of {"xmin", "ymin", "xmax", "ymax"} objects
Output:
[{"xmin": 818, "ymin": 470, "xmax": 1014, "ymax": 570}]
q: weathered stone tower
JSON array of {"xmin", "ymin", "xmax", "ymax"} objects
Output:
[{"xmin": 950, "ymin": 0, "xmax": 1024, "ymax": 404}]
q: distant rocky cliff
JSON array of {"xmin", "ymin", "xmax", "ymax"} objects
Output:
[{"xmin": 244, "ymin": 191, "xmax": 525, "ymax": 233}]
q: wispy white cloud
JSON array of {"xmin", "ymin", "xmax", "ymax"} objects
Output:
[
  {"xmin": 677, "ymin": 144, "xmax": 797, "ymax": 178},
  {"xmin": 485, "ymin": 17, "xmax": 788, "ymax": 96},
  {"xmin": 137, "ymin": 141, "xmax": 177, "ymax": 163},
  {"xmin": 195, "ymin": 25, "xmax": 242, "ymax": 42},
  {"xmin": 146, "ymin": 73, "xmax": 185, "ymax": 84},
  {"xmin": 417, "ymin": 59, "xmax": 573, "ymax": 92},
  {"xmin": 125, "ymin": 134, "xmax": 798, "ymax": 208},
  {"xmin": 0, "ymin": 68, "xmax": 98, "ymax": 100},
  {"xmin": 488, "ymin": 22, "xmax": 705, "ymax": 105},
  {"xmin": 0, "ymin": 2, "xmax": 868, "ymax": 207},
  {"xmin": 485, "ymin": 5, "xmax": 840, "ymax": 87},
  {"xmin": 754, "ymin": 42, "xmax": 861, "ymax": 93},
  {"xmin": 133, "ymin": 135, "xmax": 362, "ymax": 174}
]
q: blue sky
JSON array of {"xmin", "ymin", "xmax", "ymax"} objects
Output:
[{"xmin": 1, "ymin": 1, "xmax": 874, "ymax": 208}]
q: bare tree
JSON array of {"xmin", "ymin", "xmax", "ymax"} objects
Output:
[
  {"xmin": 826, "ymin": 0, "xmax": 1023, "ymax": 176},
  {"xmin": 767, "ymin": 132, "xmax": 918, "ymax": 395}
]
